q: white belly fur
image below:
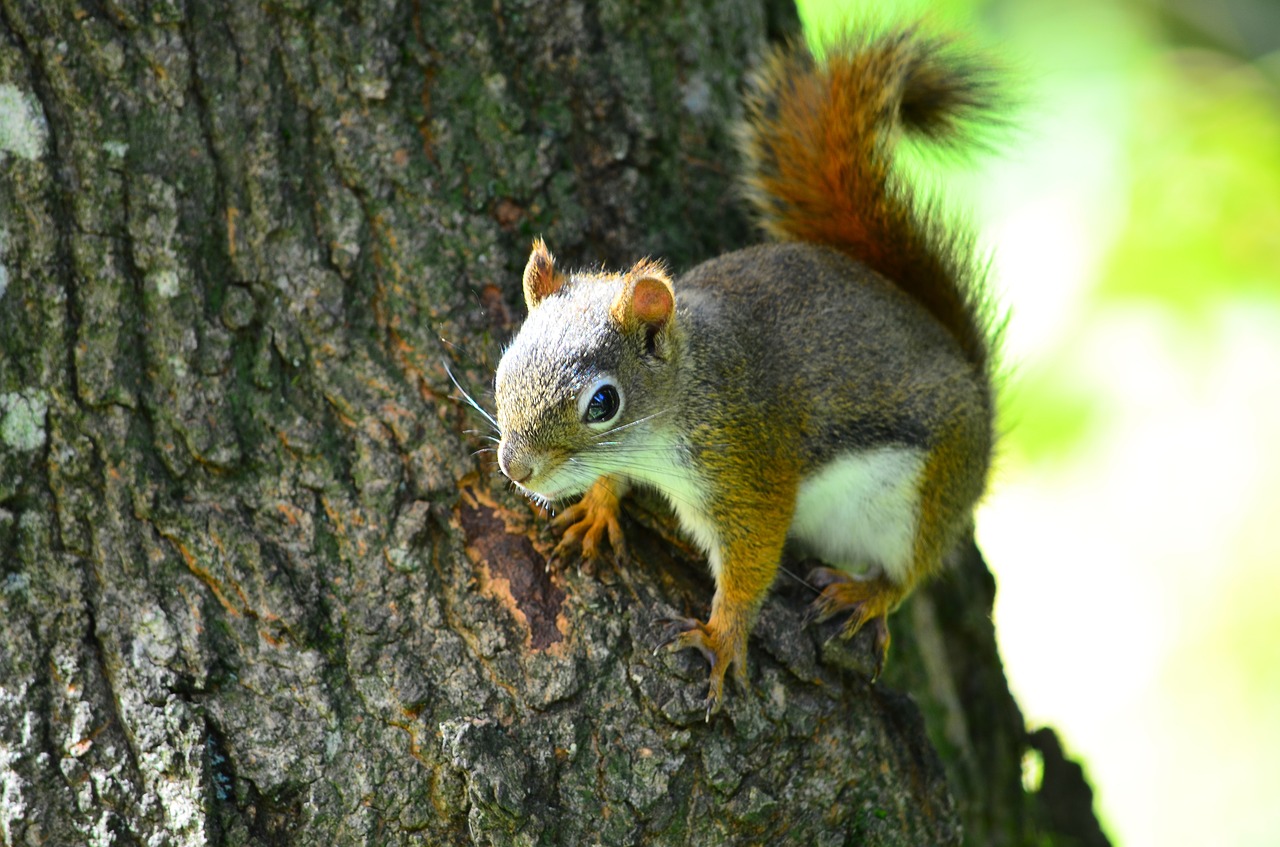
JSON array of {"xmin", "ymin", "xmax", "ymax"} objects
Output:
[
  {"xmin": 789, "ymin": 447, "xmax": 926, "ymax": 584},
  {"xmin": 609, "ymin": 432, "xmax": 724, "ymax": 578}
]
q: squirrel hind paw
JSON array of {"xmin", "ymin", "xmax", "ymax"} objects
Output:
[{"xmin": 806, "ymin": 569, "xmax": 900, "ymax": 681}]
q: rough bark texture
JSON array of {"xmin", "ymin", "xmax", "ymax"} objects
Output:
[{"xmin": 0, "ymin": 1, "xmax": 1106, "ymax": 845}]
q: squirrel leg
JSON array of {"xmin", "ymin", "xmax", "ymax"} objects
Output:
[
  {"xmin": 808, "ymin": 568, "xmax": 907, "ymax": 681},
  {"xmin": 656, "ymin": 509, "xmax": 790, "ymax": 719},
  {"xmin": 808, "ymin": 423, "xmax": 982, "ymax": 677},
  {"xmin": 804, "ymin": 434, "xmax": 970, "ymax": 678},
  {"xmin": 552, "ymin": 475, "xmax": 629, "ymax": 562}
]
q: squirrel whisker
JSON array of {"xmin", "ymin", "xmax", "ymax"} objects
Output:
[
  {"xmin": 593, "ymin": 409, "xmax": 669, "ymax": 440},
  {"xmin": 443, "ymin": 358, "xmax": 499, "ymax": 430}
]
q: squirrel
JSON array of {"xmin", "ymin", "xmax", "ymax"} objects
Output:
[{"xmin": 491, "ymin": 26, "xmax": 999, "ymax": 717}]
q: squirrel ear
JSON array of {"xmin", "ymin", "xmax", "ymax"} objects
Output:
[
  {"xmin": 522, "ymin": 238, "xmax": 566, "ymax": 309},
  {"xmin": 610, "ymin": 260, "xmax": 675, "ymax": 330}
]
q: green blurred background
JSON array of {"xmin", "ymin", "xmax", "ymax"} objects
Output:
[{"xmin": 796, "ymin": 1, "xmax": 1280, "ymax": 845}]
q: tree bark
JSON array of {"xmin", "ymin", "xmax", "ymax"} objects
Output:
[{"xmin": 0, "ymin": 1, "xmax": 1104, "ymax": 844}]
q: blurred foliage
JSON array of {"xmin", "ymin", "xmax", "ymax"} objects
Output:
[{"xmin": 1106, "ymin": 52, "xmax": 1280, "ymax": 308}]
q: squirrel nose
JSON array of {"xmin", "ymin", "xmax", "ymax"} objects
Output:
[{"xmin": 498, "ymin": 443, "xmax": 533, "ymax": 484}]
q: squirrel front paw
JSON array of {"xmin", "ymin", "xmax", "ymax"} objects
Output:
[
  {"xmin": 551, "ymin": 476, "xmax": 628, "ymax": 563},
  {"xmin": 654, "ymin": 615, "xmax": 748, "ymax": 720}
]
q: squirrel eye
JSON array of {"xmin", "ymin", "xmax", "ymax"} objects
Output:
[{"xmin": 583, "ymin": 384, "xmax": 620, "ymax": 424}]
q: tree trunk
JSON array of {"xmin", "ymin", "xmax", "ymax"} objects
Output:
[{"xmin": 0, "ymin": 1, "xmax": 1105, "ymax": 844}]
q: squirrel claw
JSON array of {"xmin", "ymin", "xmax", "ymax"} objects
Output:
[
  {"xmin": 868, "ymin": 616, "xmax": 890, "ymax": 682},
  {"xmin": 653, "ymin": 616, "xmax": 713, "ymax": 663},
  {"xmin": 551, "ymin": 480, "xmax": 627, "ymax": 563},
  {"xmin": 705, "ymin": 691, "xmax": 720, "ymax": 723},
  {"xmin": 806, "ymin": 568, "xmax": 898, "ymax": 681},
  {"xmin": 652, "ymin": 615, "xmax": 743, "ymax": 717},
  {"xmin": 807, "ymin": 565, "xmax": 849, "ymax": 592}
]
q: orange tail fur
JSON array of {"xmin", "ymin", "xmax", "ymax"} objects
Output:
[{"xmin": 736, "ymin": 27, "xmax": 999, "ymax": 371}]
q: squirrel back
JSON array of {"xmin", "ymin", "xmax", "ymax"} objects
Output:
[{"xmin": 735, "ymin": 28, "xmax": 999, "ymax": 373}]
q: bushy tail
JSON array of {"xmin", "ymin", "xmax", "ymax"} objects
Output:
[{"xmin": 736, "ymin": 27, "xmax": 999, "ymax": 370}]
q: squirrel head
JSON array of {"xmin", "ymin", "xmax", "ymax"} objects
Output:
[{"xmin": 494, "ymin": 239, "xmax": 678, "ymax": 504}]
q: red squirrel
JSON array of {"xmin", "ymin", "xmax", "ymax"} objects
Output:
[{"xmin": 492, "ymin": 27, "xmax": 999, "ymax": 716}]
